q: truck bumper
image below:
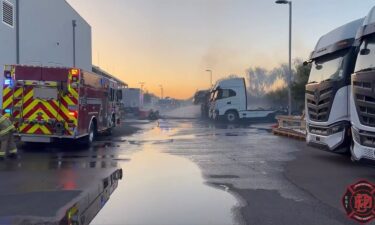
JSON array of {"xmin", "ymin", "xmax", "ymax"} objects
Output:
[
  {"xmin": 351, "ymin": 140, "xmax": 375, "ymax": 161},
  {"xmin": 306, "ymin": 122, "xmax": 350, "ymax": 153},
  {"xmin": 17, "ymin": 134, "xmax": 86, "ymax": 143},
  {"xmin": 351, "ymin": 127, "xmax": 375, "ymax": 161}
]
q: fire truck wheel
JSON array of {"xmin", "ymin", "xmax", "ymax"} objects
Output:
[{"xmin": 82, "ymin": 123, "xmax": 96, "ymax": 146}]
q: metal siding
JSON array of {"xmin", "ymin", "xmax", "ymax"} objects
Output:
[{"xmin": 18, "ymin": 0, "xmax": 92, "ymax": 71}]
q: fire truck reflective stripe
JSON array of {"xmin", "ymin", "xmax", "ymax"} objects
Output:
[
  {"xmin": 22, "ymin": 101, "xmax": 40, "ymax": 119},
  {"xmin": 39, "ymin": 102, "xmax": 57, "ymax": 118},
  {"xmin": 2, "ymin": 88, "xmax": 12, "ymax": 102},
  {"xmin": 20, "ymin": 124, "xmax": 33, "ymax": 133},
  {"xmin": 63, "ymin": 95, "xmax": 75, "ymax": 106},
  {"xmin": 49, "ymin": 101, "xmax": 70, "ymax": 122},
  {"xmin": 70, "ymin": 87, "xmax": 79, "ymax": 98},
  {"xmin": 3, "ymin": 88, "xmax": 23, "ymax": 110}
]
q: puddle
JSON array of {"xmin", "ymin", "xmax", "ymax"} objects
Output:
[{"xmin": 91, "ymin": 145, "xmax": 239, "ymax": 225}]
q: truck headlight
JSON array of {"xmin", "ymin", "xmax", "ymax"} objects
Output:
[{"xmin": 328, "ymin": 123, "xmax": 345, "ymax": 135}]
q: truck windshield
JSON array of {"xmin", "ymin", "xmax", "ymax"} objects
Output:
[
  {"xmin": 355, "ymin": 35, "xmax": 375, "ymax": 72},
  {"xmin": 308, "ymin": 50, "xmax": 346, "ymax": 83}
]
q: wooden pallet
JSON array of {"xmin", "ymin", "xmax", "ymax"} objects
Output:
[{"xmin": 272, "ymin": 127, "xmax": 306, "ymax": 141}]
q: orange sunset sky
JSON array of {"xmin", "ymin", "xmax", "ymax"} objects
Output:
[{"xmin": 66, "ymin": 0, "xmax": 374, "ymax": 99}]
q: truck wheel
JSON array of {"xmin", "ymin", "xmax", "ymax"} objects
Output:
[
  {"xmin": 82, "ymin": 123, "xmax": 96, "ymax": 146},
  {"xmin": 225, "ymin": 110, "xmax": 239, "ymax": 123}
]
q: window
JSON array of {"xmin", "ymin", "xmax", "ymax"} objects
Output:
[
  {"xmin": 2, "ymin": 1, "xmax": 14, "ymax": 27},
  {"xmin": 355, "ymin": 35, "xmax": 375, "ymax": 72},
  {"xmin": 308, "ymin": 49, "xmax": 347, "ymax": 83},
  {"xmin": 215, "ymin": 89, "xmax": 236, "ymax": 100}
]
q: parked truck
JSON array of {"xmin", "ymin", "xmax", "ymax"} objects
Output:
[
  {"xmin": 305, "ymin": 18, "xmax": 364, "ymax": 153},
  {"xmin": 209, "ymin": 78, "xmax": 275, "ymax": 123},
  {"xmin": 351, "ymin": 6, "xmax": 375, "ymax": 162},
  {"xmin": 121, "ymin": 88, "xmax": 144, "ymax": 115},
  {"xmin": 2, "ymin": 65, "xmax": 123, "ymax": 145}
]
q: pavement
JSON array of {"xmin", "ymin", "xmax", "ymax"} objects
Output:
[
  {"xmin": 0, "ymin": 121, "xmax": 146, "ymax": 225},
  {"xmin": 153, "ymin": 119, "xmax": 375, "ymax": 225},
  {"xmin": 1, "ymin": 117, "xmax": 375, "ymax": 225}
]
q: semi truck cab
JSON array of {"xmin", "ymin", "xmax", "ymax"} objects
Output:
[
  {"xmin": 351, "ymin": 7, "xmax": 375, "ymax": 161},
  {"xmin": 305, "ymin": 18, "xmax": 364, "ymax": 153},
  {"xmin": 209, "ymin": 78, "xmax": 275, "ymax": 123}
]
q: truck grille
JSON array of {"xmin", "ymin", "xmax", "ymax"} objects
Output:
[
  {"xmin": 306, "ymin": 82, "xmax": 335, "ymax": 122},
  {"xmin": 352, "ymin": 71, "xmax": 375, "ymax": 127}
]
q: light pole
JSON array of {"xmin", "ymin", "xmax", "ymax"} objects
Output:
[
  {"xmin": 275, "ymin": 0, "xmax": 292, "ymax": 115},
  {"xmin": 206, "ymin": 69, "xmax": 213, "ymax": 87},
  {"xmin": 159, "ymin": 85, "xmax": 164, "ymax": 99}
]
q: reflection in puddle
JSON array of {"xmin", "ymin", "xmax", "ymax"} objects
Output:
[{"xmin": 92, "ymin": 146, "xmax": 239, "ymax": 225}]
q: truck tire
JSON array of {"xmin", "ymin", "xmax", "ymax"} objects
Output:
[
  {"xmin": 82, "ymin": 123, "xmax": 96, "ymax": 146},
  {"xmin": 225, "ymin": 110, "xmax": 239, "ymax": 123}
]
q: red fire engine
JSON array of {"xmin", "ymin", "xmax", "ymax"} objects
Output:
[{"xmin": 2, "ymin": 65, "xmax": 124, "ymax": 145}]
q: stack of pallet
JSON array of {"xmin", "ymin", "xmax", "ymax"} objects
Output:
[{"xmin": 272, "ymin": 114, "xmax": 306, "ymax": 140}]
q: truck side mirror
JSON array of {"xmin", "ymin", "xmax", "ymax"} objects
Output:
[
  {"xmin": 360, "ymin": 48, "xmax": 370, "ymax": 55},
  {"xmin": 315, "ymin": 64, "xmax": 323, "ymax": 70}
]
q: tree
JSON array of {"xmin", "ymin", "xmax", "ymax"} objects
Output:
[
  {"xmin": 291, "ymin": 59, "xmax": 311, "ymax": 112},
  {"xmin": 245, "ymin": 58, "xmax": 311, "ymax": 113}
]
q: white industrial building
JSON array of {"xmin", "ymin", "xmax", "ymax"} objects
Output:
[
  {"xmin": 0, "ymin": 0, "xmax": 92, "ymax": 70},
  {"xmin": 0, "ymin": 0, "xmax": 92, "ymax": 106}
]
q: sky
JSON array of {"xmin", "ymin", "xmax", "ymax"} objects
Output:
[{"xmin": 66, "ymin": 0, "xmax": 374, "ymax": 99}]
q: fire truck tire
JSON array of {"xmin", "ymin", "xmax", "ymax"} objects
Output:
[{"xmin": 82, "ymin": 123, "xmax": 96, "ymax": 146}]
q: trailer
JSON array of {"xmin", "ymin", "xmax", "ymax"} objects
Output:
[
  {"xmin": 121, "ymin": 88, "xmax": 143, "ymax": 116},
  {"xmin": 2, "ymin": 65, "xmax": 123, "ymax": 145}
]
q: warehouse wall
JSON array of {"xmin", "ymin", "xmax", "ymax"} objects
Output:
[
  {"xmin": 19, "ymin": 0, "xmax": 92, "ymax": 71},
  {"xmin": 0, "ymin": 0, "xmax": 16, "ymax": 108},
  {"xmin": 0, "ymin": 0, "xmax": 16, "ymax": 65}
]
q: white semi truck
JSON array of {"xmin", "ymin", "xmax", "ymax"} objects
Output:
[
  {"xmin": 351, "ymin": 6, "xmax": 375, "ymax": 162},
  {"xmin": 209, "ymin": 78, "xmax": 276, "ymax": 123},
  {"xmin": 305, "ymin": 18, "xmax": 364, "ymax": 153}
]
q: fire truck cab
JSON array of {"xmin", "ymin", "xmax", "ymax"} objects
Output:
[{"xmin": 2, "ymin": 65, "xmax": 123, "ymax": 145}]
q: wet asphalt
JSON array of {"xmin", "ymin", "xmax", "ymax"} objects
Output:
[{"xmin": 1, "ymin": 118, "xmax": 375, "ymax": 225}]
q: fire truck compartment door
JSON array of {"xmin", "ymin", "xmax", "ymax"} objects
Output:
[{"xmin": 34, "ymin": 87, "xmax": 58, "ymax": 100}]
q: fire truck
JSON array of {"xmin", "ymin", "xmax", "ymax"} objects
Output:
[{"xmin": 2, "ymin": 65, "xmax": 123, "ymax": 145}]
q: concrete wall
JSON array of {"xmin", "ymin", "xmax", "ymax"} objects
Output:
[{"xmin": 19, "ymin": 0, "xmax": 92, "ymax": 71}]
